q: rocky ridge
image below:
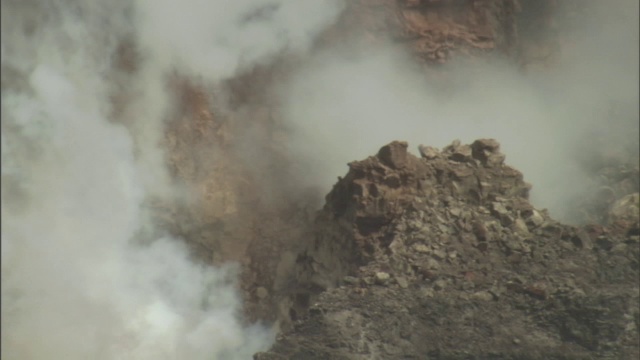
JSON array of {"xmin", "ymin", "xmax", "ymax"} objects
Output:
[
  {"xmin": 118, "ymin": 2, "xmax": 638, "ymax": 356},
  {"xmin": 142, "ymin": 0, "xmax": 578, "ymax": 328},
  {"xmin": 255, "ymin": 139, "xmax": 640, "ymax": 359}
]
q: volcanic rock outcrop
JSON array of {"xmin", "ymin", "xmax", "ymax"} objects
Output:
[
  {"xmin": 144, "ymin": 0, "xmax": 578, "ymax": 327},
  {"xmin": 130, "ymin": 2, "xmax": 636, "ymax": 355},
  {"xmin": 255, "ymin": 139, "xmax": 640, "ymax": 359}
]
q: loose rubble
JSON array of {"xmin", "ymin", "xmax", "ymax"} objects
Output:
[{"xmin": 255, "ymin": 139, "xmax": 640, "ymax": 360}]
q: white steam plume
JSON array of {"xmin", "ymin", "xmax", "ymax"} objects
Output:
[
  {"xmin": 128, "ymin": 0, "xmax": 344, "ymax": 197},
  {"xmin": 281, "ymin": 0, "xmax": 639, "ymax": 222},
  {"xmin": 1, "ymin": 0, "xmax": 341, "ymax": 359}
]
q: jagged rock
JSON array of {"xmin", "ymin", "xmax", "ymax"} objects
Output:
[
  {"xmin": 264, "ymin": 140, "xmax": 639, "ymax": 360},
  {"xmin": 413, "ymin": 244, "xmax": 429, "ymax": 253},
  {"xmin": 472, "ymin": 290, "xmax": 494, "ymax": 301},
  {"xmin": 442, "ymin": 139, "xmax": 474, "ymax": 163},
  {"xmin": 377, "ymin": 141, "xmax": 409, "ymax": 169},
  {"xmin": 491, "ymin": 201, "xmax": 514, "ymax": 226},
  {"xmin": 423, "ymin": 257, "xmax": 440, "ymax": 270},
  {"xmin": 449, "ymin": 207, "xmax": 462, "ymax": 217},
  {"xmin": 524, "ymin": 209, "xmax": 545, "ymax": 229},
  {"xmin": 513, "ymin": 218, "xmax": 530, "ymax": 235},
  {"xmin": 449, "ymin": 144, "xmax": 473, "ymax": 163},
  {"xmin": 375, "ymin": 272, "xmax": 391, "ymax": 285},
  {"xmin": 395, "ymin": 276, "xmax": 409, "ymax": 288},
  {"xmin": 418, "ymin": 144, "xmax": 439, "ymax": 159},
  {"xmin": 471, "ymin": 138, "xmax": 506, "ymax": 167}
]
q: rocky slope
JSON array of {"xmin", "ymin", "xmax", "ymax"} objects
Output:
[
  {"xmin": 122, "ymin": 1, "xmax": 637, "ymax": 356},
  {"xmin": 146, "ymin": 0, "xmax": 570, "ymax": 325},
  {"xmin": 255, "ymin": 140, "xmax": 639, "ymax": 359}
]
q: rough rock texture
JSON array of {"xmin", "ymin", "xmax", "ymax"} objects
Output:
[
  {"xmin": 113, "ymin": 0, "xmax": 637, "ymax": 346},
  {"xmin": 321, "ymin": 0, "xmax": 564, "ymax": 68},
  {"xmin": 142, "ymin": 1, "xmax": 574, "ymax": 327},
  {"xmin": 255, "ymin": 140, "xmax": 640, "ymax": 359},
  {"xmin": 326, "ymin": 0, "xmax": 518, "ymax": 64}
]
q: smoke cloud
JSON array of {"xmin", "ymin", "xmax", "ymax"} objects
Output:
[
  {"xmin": 2, "ymin": 0, "xmax": 638, "ymax": 358},
  {"xmin": 1, "ymin": 0, "xmax": 341, "ymax": 359},
  {"xmin": 280, "ymin": 0, "xmax": 639, "ymax": 222}
]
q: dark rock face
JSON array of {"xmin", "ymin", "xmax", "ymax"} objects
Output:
[
  {"xmin": 154, "ymin": 0, "xmax": 595, "ymax": 333},
  {"xmin": 377, "ymin": 141, "xmax": 410, "ymax": 169},
  {"xmin": 149, "ymin": 2, "xmax": 636, "ymax": 355},
  {"xmin": 256, "ymin": 140, "xmax": 640, "ymax": 359}
]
